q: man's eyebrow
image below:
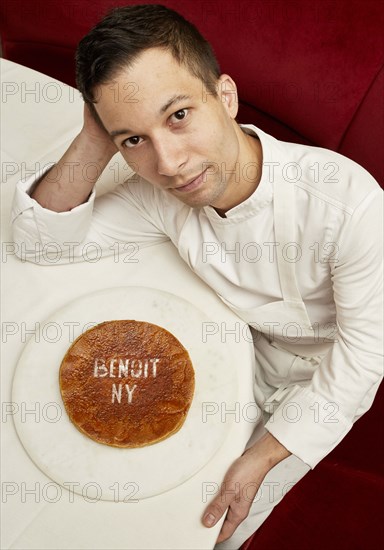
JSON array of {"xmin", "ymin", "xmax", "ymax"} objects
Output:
[
  {"xmin": 160, "ymin": 94, "xmax": 191, "ymax": 113},
  {"xmin": 110, "ymin": 128, "xmax": 133, "ymax": 138},
  {"xmin": 109, "ymin": 94, "xmax": 192, "ymax": 138}
]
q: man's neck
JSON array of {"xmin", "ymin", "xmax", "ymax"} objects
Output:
[{"xmin": 213, "ymin": 128, "xmax": 263, "ymax": 217}]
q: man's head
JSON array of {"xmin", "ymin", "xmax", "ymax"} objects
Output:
[
  {"xmin": 76, "ymin": 4, "xmax": 221, "ymax": 106},
  {"xmin": 75, "ymin": 4, "xmax": 261, "ymax": 212}
]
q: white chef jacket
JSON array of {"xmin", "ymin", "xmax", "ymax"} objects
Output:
[{"xmin": 11, "ymin": 125, "xmax": 384, "ymax": 468}]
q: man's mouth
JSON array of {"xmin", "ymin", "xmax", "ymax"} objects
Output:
[{"xmin": 172, "ymin": 168, "xmax": 209, "ymax": 193}]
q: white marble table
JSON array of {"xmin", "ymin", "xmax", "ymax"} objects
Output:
[{"xmin": 0, "ymin": 59, "xmax": 257, "ymax": 550}]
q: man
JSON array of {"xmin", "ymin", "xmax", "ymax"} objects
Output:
[{"xmin": 12, "ymin": 4, "xmax": 383, "ymax": 549}]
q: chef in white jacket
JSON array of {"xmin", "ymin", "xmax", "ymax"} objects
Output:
[{"xmin": 11, "ymin": 5, "xmax": 383, "ymax": 549}]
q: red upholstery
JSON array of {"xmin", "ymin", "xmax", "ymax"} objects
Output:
[
  {"xmin": 1, "ymin": 0, "xmax": 383, "ymax": 185},
  {"xmin": 1, "ymin": 1, "xmax": 383, "ymax": 548}
]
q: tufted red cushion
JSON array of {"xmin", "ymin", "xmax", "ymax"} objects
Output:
[{"xmin": 1, "ymin": 0, "xmax": 383, "ymax": 184}]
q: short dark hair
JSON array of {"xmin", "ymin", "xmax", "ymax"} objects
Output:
[{"xmin": 75, "ymin": 4, "xmax": 221, "ymax": 105}]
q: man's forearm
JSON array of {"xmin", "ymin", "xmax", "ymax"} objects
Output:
[{"xmin": 31, "ymin": 131, "xmax": 116, "ymax": 213}]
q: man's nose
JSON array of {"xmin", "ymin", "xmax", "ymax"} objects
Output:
[{"xmin": 153, "ymin": 135, "xmax": 187, "ymax": 176}]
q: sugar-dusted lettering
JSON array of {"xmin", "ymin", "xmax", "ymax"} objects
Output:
[
  {"xmin": 111, "ymin": 383, "xmax": 137, "ymax": 404},
  {"xmin": 94, "ymin": 359, "xmax": 108, "ymax": 377},
  {"xmin": 94, "ymin": 358, "xmax": 160, "ymax": 378}
]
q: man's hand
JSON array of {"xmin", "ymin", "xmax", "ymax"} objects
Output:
[
  {"xmin": 202, "ymin": 432, "xmax": 291, "ymax": 544},
  {"xmin": 81, "ymin": 103, "xmax": 118, "ymax": 158},
  {"xmin": 32, "ymin": 103, "xmax": 117, "ymax": 212}
]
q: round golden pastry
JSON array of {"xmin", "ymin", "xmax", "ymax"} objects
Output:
[{"xmin": 59, "ymin": 320, "xmax": 195, "ymax": 448}]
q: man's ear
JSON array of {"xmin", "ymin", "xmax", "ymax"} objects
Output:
[{"xmin": 217, "ymin": 74, "xmax": 239, "ymax": 118}]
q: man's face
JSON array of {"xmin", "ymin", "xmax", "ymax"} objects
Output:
[{"xmin": 94, "ymin": 48, "xmax": 245, "ymax": 210}]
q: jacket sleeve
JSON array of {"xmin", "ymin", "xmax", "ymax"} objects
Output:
[
  {"xmin": 11, "ymin": 167, "xmax": 169, "ymax": 264},
  {"xmin": 265, "ymin": 187, "xmax": 384, "ymax": 468}
]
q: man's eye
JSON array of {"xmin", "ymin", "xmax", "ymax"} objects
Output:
[
  {"xmin": 170, "ymin": 109, "xmax": 188, "ymax": 123},
  {"xmin": 122, "ymin": 136, "xmax": 142, "ymax": 148}
]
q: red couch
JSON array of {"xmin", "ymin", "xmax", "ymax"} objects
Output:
[{"xmin": 1, "ymin": 1, "xmax": 383, "ymax": 548}]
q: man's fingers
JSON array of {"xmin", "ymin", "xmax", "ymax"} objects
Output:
[
  {"xmin": 216, "ymin": 503, "xmax": 250, "ymax": 543},
  {"xmin": 202, "ymin": 499, "xmax": 227, "ymax": 527},
  {"xmin": 203, "ymin": 477, "xmax": 243, "ymax": 528},
  {"xmin": 202, "ymin": 452, "xmax": 266, "ymax": 541},
  {"xmin": 216, "ymin": 517, "xmax": 238, "ymax": 543}
]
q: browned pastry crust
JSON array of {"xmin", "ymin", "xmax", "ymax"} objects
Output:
[{"xmin": 59, "ymin": 320, "xmax": 195, "ymax": 448}]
